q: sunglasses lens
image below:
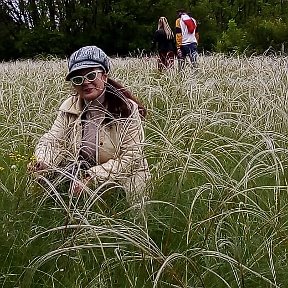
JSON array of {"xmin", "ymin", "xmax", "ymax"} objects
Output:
[
  {"xmin": 70, "ymin": 70, "xmax": 101, "ymax": 85},
  {"xmin": 86, "ymin": 71, "xmax": 98, "ymax": 81},
  {"xmin": 71, "ymin": 76, "xmax": 83, "ymax": 85}
]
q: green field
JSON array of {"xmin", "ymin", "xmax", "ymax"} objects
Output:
[{"xmin": 1, "ymin": 54, "xmax": 288, "ymax": 287}]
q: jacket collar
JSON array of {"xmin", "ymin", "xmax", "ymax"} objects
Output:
[
  {"xmin": 59, "ymin": 91, "xmax": 107, "ymax": 115},
  {"xmin": 59, "ymin": 93, "xmax": 138, "ymax": 117},
  {"xmin": 59, "ymin": 95, "xmax": 83, "ymax": 115}
]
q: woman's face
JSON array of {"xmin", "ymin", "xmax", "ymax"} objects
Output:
[{"xmin": 71, "ymin": 67, "xmax": 107, "ymax": 101}]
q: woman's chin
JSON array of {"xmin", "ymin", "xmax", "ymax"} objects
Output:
[
  {"xmin": 82, "ymin": 95, "xmax": 95, "ymax": 101},
  {"xmin": 81, "ymin": 92, "xmax": 99, "ymax": 101}
]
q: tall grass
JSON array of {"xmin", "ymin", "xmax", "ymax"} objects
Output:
[{"xmin": 1, "ymin": 54, "xmax": 288, "ymax": 287}]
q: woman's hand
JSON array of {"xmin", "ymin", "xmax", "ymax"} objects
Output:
[{"xmin": 72, "ymin": 176, "xmax": 92, "ymax": 196}]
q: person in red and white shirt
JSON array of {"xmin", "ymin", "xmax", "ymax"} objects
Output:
[{"xmin": 175, "ymin": 9, "xmax": 198, "ymax": 69}]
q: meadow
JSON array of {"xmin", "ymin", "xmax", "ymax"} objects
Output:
[{"xmin": 1, "ymin": 53, "xmax": 288, "ymax": 287}]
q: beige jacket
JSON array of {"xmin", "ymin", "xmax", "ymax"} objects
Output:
[{"xmin": 35, "ymin": 95, "xmax": 150, "ymax": 201}]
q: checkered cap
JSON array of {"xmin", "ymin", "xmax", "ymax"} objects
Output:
[{"xmin": 66, "ymin": 46, "xmax": 110, "ymax": 80}]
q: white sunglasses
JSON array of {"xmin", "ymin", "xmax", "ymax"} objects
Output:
[{"xmin": 70, "ymin": 70, "xmax": 103, "ymax": 86}]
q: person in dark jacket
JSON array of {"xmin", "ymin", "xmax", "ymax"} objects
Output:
[{"xmin": 152, "ymin": 17, "xmax": 176, "ymax": 71}]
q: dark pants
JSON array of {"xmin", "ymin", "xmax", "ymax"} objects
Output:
[
  {"xmin": 158, "ymin": 50, "xmax": 175, "ymax": 71},
  {"xmin": 178, "ymin": 42, "xmax": 198, "ymax": 69}
]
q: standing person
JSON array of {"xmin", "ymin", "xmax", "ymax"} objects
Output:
[
  {"xmin": 152, "ymin": 16, "xmax": 176, "ymax": 71},
  {"xmin": 28, "ymin": 45, "xmax": 150, "ymax": 204},
  {"xmin": 175, "ymin": 9, "xmax": 198, "ymax": 69}
]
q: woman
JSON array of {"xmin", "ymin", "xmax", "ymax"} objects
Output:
[
  {"xmin": 29, "ymin": 45, "xmax": 150, "ymax": 204},
  {"xmin": 152, "ymin": 16, "xmax": 176, "ymax": 71}
]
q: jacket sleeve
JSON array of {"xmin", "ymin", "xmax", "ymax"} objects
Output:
[
  {"xmin": 87, "ymin": 106, "xmax": 146, "ymax": 183},
  {"xmin": 175, "ymin": 18, "xmax": 182, "ymax": 48},
  {"xmin": 34, "ymin": 110, "xmax": 68, "ymax": 166}
]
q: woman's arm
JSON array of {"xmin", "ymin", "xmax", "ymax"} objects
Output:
[
  {"xmin": 34, "ymin": 110, "xmax": 68, "ymax": 168},
  {"xmin": 87, "ymin": 106, "xmax": 145, "ymax": 183}
]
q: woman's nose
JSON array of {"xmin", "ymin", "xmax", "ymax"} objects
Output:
[{"xmin": 83, "ymin": 78, "xmax": 90, "ymax": 84}]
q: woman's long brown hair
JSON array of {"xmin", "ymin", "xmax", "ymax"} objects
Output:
[{"xmin": 105, "ymin": 78, "xmax": 147, "ymax": 119}]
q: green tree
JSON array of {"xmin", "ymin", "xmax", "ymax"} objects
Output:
[
  {"xmin": 1, "ymin": 0, "xmax": 288, "ymax": 58},
  {"xmin": 0, "ymin": 3, "xmax": 20, "ymax": 59},
  {"xmin": 215, "ymin": 19, "xmax": 248, "ymax": 53}
]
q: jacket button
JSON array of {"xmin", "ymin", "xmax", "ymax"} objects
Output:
[{"xmin": 100, "ymin": 142, "xmax": 103, "ymax": 146}]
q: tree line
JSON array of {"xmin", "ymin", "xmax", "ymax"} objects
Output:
[{"xmin": 1, "ymin": 0, "xmax": 288, "ymax": 60}]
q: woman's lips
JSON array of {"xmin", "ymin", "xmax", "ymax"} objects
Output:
[{"xmin": 83, "ymin": 87, "xmax": 94, "ymax": 94}]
